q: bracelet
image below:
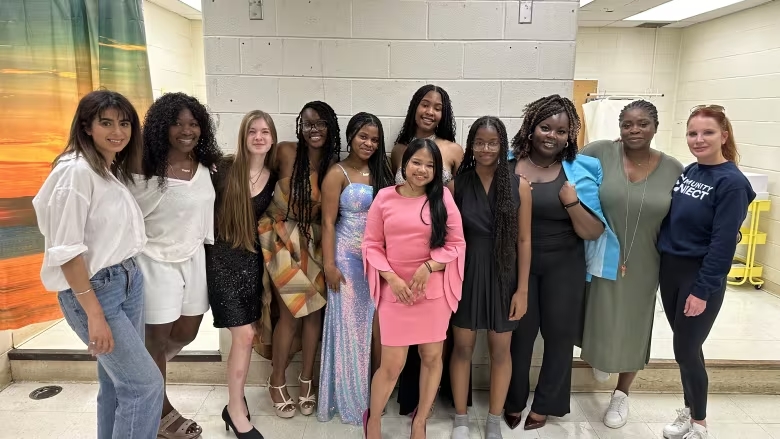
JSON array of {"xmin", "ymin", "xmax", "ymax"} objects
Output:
[
  {"xmin": 424, "ymin": 261, "xmax": 432, "ymax": 273},
  {"xmin": 564, "ymin": 200, "xmax": 580, "ymax": 209},
  {"xmin": 73, "ymin": 287, "xmax": 93, "ymax": 297}
]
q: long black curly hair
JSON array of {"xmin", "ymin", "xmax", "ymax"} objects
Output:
[
  {"xmin": 344, "ymin": 112, "xmax": 394, "ymax": 198},
  {"xmin": 141, "ymin": 92, "xmax": 221, "ymax": 189},
  {"xmin": 458, "ymin": 116, "xmax": 518, "ymax": 296},
  {"xmin": 401, "ymin": 138, "xmax": 447, "ymax": 249},
  {"xmin": 395, "ymin": 85, "xmax": 457, "ymax": 145},
  {"xmin": 511, "ymin": 94, "xmax": 580, "ymax": 163},
  {"xmin": 288, "ymin": 101, "xmax": 341, "ymax": 241}
]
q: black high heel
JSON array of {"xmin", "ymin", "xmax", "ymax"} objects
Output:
[
  {"xmin": 222, "ymin": 406, "xmax": 264, "ymax": 438},
  {"xmin": 244, "ymin": 396, "xmax": 251, "ymax": 421}
]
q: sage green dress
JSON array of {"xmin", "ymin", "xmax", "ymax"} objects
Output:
[{"xmin": 580, "ymin": 140, "xmax": 683, "ymax": 372}]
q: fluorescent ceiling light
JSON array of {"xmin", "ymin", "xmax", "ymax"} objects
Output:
[
  {"xmin": 625, "ymin": 0, "xmax": 745, "ymax": 21},
  {"xmin": 580, "ymin": 0, "xmax": 596, "ymax": 6},
  {"xmin": 179, "ymin": 0, "xmax": 201, "ymax": 12}
]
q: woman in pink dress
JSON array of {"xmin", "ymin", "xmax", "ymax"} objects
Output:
[{"xmin": 362, "ymin": 138, "xmax": 466, "ymax": 439}]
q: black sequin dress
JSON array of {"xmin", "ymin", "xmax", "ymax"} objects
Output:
[{"xmin": 205, "ymin": 163, "xmax": 276, "ymax": 328}]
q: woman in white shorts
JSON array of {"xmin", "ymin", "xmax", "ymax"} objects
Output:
[{"xmin": 130, "ymin": 93, "xmax": 221, "ymax": 439}]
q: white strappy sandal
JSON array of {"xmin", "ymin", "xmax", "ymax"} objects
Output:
[
  {"xmin": 267, "ymin": 377, "xmax": 297, "ymax": 418},
  {"xmin": 297, "ymin": 374, "xmax": 317, "ymax": 416}
]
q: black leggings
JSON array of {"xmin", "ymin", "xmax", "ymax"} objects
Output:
[
  {"xmin": 659, "ymin": 253, "xmax": 725, "ymax": 421},
  {"xmin": 505, "ymin": 244, "xmax": 586, "ymax": 416}
]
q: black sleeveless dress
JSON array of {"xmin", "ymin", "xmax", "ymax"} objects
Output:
[
  {"xmin": 205, "ymin": 160, "xmax": 276, "ymax": 328},
  {"xmin": 452, "ymin": 169, "xmax": 521, "ymax": 333}
]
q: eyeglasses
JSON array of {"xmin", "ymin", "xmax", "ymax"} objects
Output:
[
  {"xmin": 690, "ymin": 104, "xmax": 725, "ymax": 114},
  {"xmin": 301, "ymin": 120, "xmax": 328, "ymax": 132},
  {"xmin": 473, "ymin": 141, "xmax": 501, "ymax": 151}
]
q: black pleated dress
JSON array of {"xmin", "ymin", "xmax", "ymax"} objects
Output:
[{"xmin": 451, "ymin": 169, "xmax": 521, "ymax": 333}]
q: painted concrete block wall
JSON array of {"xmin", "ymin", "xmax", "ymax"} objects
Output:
[
  {"xmin": 0, "ymin": 330, "xmax": 11, "ymax": 389},
  {"xmin": 201, "ymin": 0, "xmax": 580, "ymax": 154},
  {"xmin": 143, "ymin": 1, "xmax": 205, "ymax": 102},
  {"xmin": 575, "ymin": 27, "xmax": 682, "ymax": 152},
  {"xmin": 203, "ymin": 0, "xmax": 580, "ymax": 377},
  {"xmin": 672, "ymin": 0, "xmax": 780, "ymax": 293}
]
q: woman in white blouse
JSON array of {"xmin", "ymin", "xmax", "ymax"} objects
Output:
[
  {"xmin": 129, "ymin": 93, "xmax": 222, "ymax": 439},
  {"xmin": 33, "ymin": 90, "xmax": 164, "ymax": 439}
]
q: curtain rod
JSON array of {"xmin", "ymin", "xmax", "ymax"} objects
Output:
[{"xmin": 586, "ymin": 92, "xmax": 665, "ymax": 98}]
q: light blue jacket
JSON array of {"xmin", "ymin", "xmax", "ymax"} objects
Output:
[{"xmin": 507, "ymin": 151, "xmax": 619, "ymax": 281}]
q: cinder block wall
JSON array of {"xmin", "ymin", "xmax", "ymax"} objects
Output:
[
  {"xmin": 203, "ymin": 0, "xmax": 580, "ymax": 382},
  {"xmin": 202, "ymin": 0, "xmax": 580, "ymax": 153}
]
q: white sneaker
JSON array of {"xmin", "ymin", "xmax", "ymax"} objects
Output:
[
  {"xmin": 682, "ymin": 423, "xmax": 707, "ymax": 439},
  {"xmin": 593, "ymin": 368, "xmax": 611, "ymax": 382},
  {"xmin": 663, "ymin": 408, "xmax": 692, "ymax": 439},
  {"xmin": 603, "ymin": 390, "xmax": 629, "ymax": 428}
]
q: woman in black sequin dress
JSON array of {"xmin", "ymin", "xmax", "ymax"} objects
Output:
[{"xmin": 205, "ymin": 110, "xmax": 277, "ymax": 437}]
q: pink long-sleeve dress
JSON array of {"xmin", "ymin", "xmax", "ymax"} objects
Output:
[{"xmin": 362, "ymin": 186, "xmax": 466, "ymax": 346}]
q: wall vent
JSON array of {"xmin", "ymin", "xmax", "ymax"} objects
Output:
[{"xmin": 636, "ymin": 22, "xmax": 673, "ymax": 28}]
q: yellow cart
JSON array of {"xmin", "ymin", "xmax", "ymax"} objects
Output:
[{"xmin": 729, "ymin": 199, "xmax": 771, "ymax": 289}]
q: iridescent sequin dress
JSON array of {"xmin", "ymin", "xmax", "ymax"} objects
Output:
[{"xmin": 317, "ymin": 167, "xmax": 375, "ymax": 425}]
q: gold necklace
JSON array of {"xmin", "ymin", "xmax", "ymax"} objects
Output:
[
  {"xmin": 350, "ymin": 165, "xmax": 370, "ymax": 177},
  {"xmin": 527, "ymin": 155, "xmax": 558, "ymax": 169},
  {"xmin": 250, "ymin": 168, "xmax": 264, "ymax": 187}
]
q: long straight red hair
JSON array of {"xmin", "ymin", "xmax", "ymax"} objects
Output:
[{"xmin": 687, "ymin": 108, "xmax": 739, "ymax": 164}]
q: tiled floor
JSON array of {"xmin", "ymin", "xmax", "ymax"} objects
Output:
[
  {"xmin": 1, "ymin": 382, "xmax": 780, "ymax": 438},
  {"xmin": 13, "ymin": 287, "xmax": 780, "ymax": 361}
]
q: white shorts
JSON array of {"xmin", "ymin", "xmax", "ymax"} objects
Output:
[{"xmin": 136, "ymin": 246, "xmax": 210, "ymax": 325}]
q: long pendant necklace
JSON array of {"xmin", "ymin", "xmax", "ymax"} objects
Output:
[{"xmin": 621, "ymin": 152, "xmax": 650, "ymax": 278}]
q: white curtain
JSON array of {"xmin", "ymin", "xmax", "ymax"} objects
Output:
[{"xmin": 583, "ymin": 99, "xmax": 657, "ymax": 149}]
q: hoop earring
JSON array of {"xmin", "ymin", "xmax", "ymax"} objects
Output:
[{"xmin": 528, "ymin": 134, "xmax": 533, "ymax": 140}]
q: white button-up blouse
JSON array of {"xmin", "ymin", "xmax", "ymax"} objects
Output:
[{"xmin": 32, "ymin": 153, "xmax": 147, "ymax": 292}]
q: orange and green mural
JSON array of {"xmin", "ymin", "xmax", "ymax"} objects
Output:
[{"xmin": 0, "ymin": 0, "xmax": 153, "ymax": 329}]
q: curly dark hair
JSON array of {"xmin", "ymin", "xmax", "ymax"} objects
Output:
[
  {"xmin": 458, "ymin": 116, "xmax": 517, "ymax": 297},
  {"xmin": 288, "ymin": 101, "xmax": 341, "ymax": 241},
  {"xmin": 141, "ymin": 92, "xmax": 221, "ymax": 189},
  {"xmin": 344, "ymin": 112, "xmax": 394, "ymax": 198},
  {"xmin": 619, "ymin": 100, "xmax": 659, "ymax": 129},
  {"xmin": 395, "ymin": 85, "xmax": 457, "ymax": 145},
  {"xmin": 511, "ymin": 94, "xmax": 580, "ymax": 163},
  {"xmin": 401, "ymin": 138, "xmax": 447, "ymax": 249}
]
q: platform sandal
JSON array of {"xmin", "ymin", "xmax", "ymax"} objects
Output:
[{"xmin": 266, "ymin": 378, "xmax": 297, "ymax": 418}]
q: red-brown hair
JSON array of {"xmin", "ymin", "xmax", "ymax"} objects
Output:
[{"xmin": 687, "ymin": 107, "xmax": 739, "ymax": 164}]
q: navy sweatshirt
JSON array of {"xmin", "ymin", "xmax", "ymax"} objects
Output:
[{"xmin": 657, "ymin": 161, "xmax": 756, "ymax": 301}]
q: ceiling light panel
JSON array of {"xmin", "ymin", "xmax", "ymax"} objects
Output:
[{"xmin": 624, "ymin": 0, "xmax": 746, "ymax": 21}]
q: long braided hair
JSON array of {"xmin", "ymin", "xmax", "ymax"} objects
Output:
[
  {"xmin": 287, "ymin": 101, "xmax": 341, "ymax": 241},
  {"xmin": 511, "ymin": 94, "xmax": 580, "ymax": 163},
  {"xmin": 619, "ymin": 100, "xmax": 659, "ymax": 129},
  {"xmin": 395, "ymin": 85, "xmax": 457, "ymax": 145},
  {"xmin": 141, "ymin": 92, "xmax": 221, "ymax": 190},
  {"xmin": 344, "ymin": 112, "xmax": 394, "ymax": 197},
  {"xmin": 458, "ymin": 116, "xmax": 518, "ymax": 295}
]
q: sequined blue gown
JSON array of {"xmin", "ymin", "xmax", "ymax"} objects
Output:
[{"xmin": 317, "ymin": 178, "xmax": 375, "ymax": 425}]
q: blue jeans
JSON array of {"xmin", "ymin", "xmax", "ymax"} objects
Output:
[{"xmin": 58, "ymin": 258, "xmax": 164, "ymax": 439}]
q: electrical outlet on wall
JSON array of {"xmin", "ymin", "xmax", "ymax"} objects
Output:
[
  {"xmin": 519, "ymin": 1, "xmax": 533, "ymax": 24},
  {"xmin": 249, "ymin": 0, "xmax": 263, "ymax": 20}
]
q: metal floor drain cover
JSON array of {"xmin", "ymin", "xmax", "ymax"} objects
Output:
[{"xmin": 29, "ymin": 386, "xmax": 63, "ymax": 400}]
